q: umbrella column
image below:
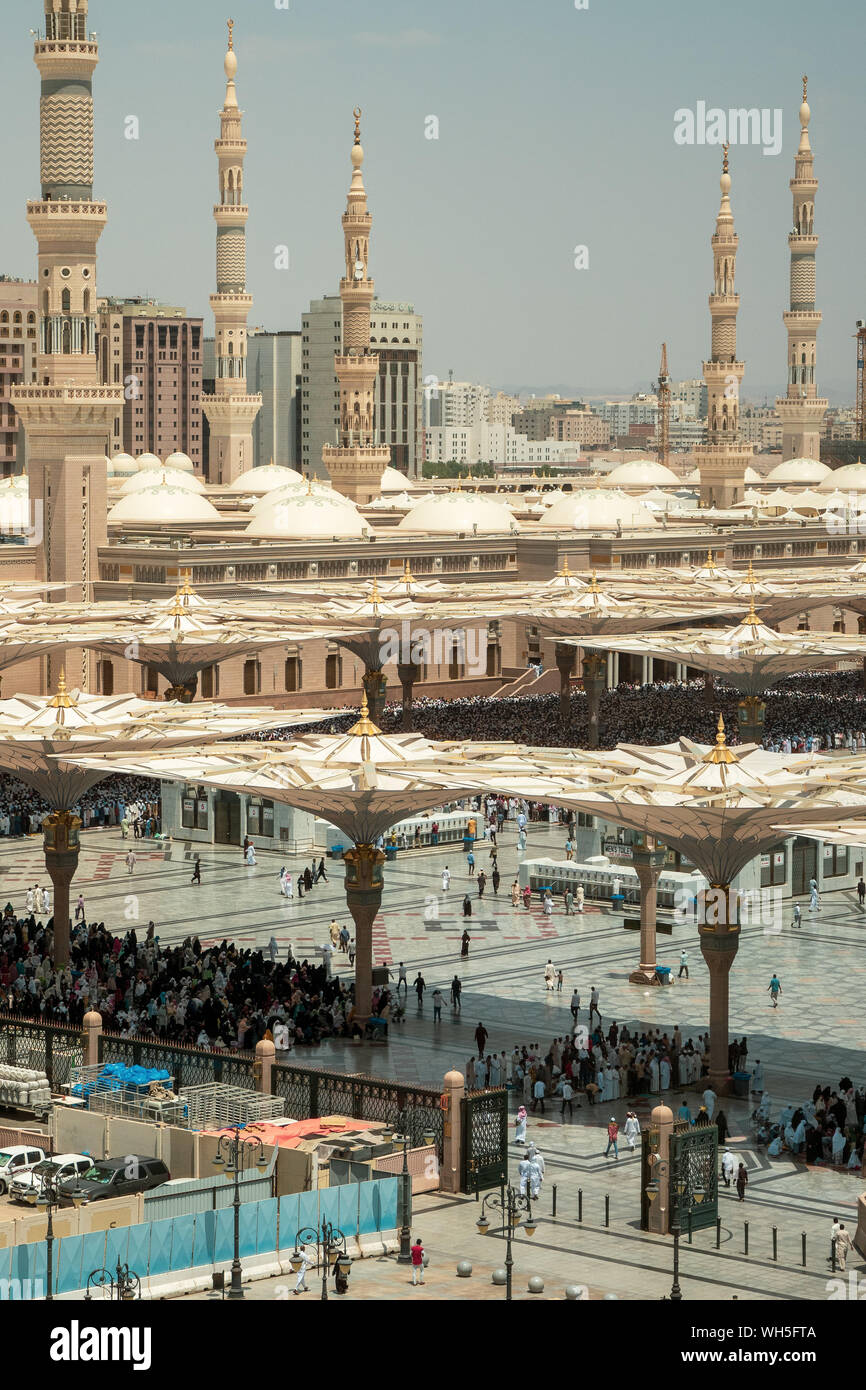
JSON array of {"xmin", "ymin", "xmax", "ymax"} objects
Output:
[
  {"xmin": 859, "ymin": 616, "xmax": 866, "ymax": 690},
  {"xmin": 581, "ymin": 651, "xmax": 607, "ymax": 750},
  {"xmin": 42, "ymin": 811, "xmax": 81, "ymax": 969},
  {"xmin": 555, "ymin": 643, "xmax": 575, "ymax": 736},
  {"xmin": 397, "ymin": 660, "xmax": 421, "ymax": 732},
  {"xmin": 628, "ymin": 840, "xmax": 667, "ymax": 984},
  {"xmin": 344, "ymin": 842, "xmax": 386, "ymax": 1025},
  {"xmin": 698, "ymin": 906, "xmax": 740, "ymax": 1094},
  {"xmin": 163, "ymin": 676, "xmax": 199, "ymax": 704},
  {"xmin": 737, "ymin": 697, "xmax": 765, "ymax": 745},
  {"xmin": 362, "ymin": 670, "xmax": 388, "ymax": 727}
]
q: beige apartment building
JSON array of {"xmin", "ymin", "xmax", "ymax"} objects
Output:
[{"xmin": 0, "ymin": 281, "xmax": 38, "ymax": 476}]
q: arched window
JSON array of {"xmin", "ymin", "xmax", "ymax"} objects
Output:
[
  {"xmin": 83, "ymin": 289, "xmax": 91, "ymax": 313},
  {"xmin": 61, "ymin": 321, "xmax": 71, "ymax": 354},
  {"xmin": 27, "ymin": 312, "xmax": 35, "ymax": 325},
  {"xmin": 13, "ymin": 312, "xmax": 21, "ymax": 325},
  {"xmin": 61, "ymin": 288, "xmax": 71, "ymax": 313}
]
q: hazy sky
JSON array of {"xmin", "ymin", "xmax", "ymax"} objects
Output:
[{"xmin": 4, "ymin": 0, "xmax": 863, "ymax": 401}]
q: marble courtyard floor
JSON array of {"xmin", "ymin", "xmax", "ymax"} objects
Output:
[{"xmin": 2, "ymin": 821, "xmax": 863, "ymax": 1300}]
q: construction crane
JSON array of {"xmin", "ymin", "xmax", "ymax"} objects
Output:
[
  {"xmin": 856, "ymin": 321, "xmax": 866, "ymax": 439},
  {"xmin": 656, "ymin": 342, "xmax": 671, "ymax": 467}
]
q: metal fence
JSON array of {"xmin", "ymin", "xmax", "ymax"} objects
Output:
[
  {"xmin": 0, "ymin": 1014, "xmax": 82, "ymax": 1090},
  {"xmin": 98, "ymin": 1034, "xmax": 257, "ymax": 1092},
  {"xmin": 271, "ymin": 1063, "xmax": 445, "ymax": 1154}
]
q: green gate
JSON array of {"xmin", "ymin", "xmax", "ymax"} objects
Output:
[
  {"xmin": 671, "ymin": 1122, "xmax": 718, "ymax": 1232},
  {"xmin": 460, "ymin": 1088, "xmax": 508, "ymax": 1194}
]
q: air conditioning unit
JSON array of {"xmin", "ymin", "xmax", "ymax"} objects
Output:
[
  {"xmin": 268, "ymin": 564, "xmax": 277, "ymax": 577},
  {"xmin": 784, "ymin": 543, "xmax": 793, "ymax": 555}
]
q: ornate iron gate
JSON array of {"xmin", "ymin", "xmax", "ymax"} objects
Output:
[
  {"xmin": 460, "ymin": 1088, "xmax": 508, "ymax": 1194},
  {"xmin": 671, "ymin": 1122, "xmax": 718, "ymax": 1232},
  {"xmin": 0, "ymin": 1015, "xmax": 83, "ymax": 1090}
]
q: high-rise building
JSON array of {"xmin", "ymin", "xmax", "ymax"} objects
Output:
[
  {"xmin": 247, "ymin": 329, "xmax": 303, "ymax": 469},
  {"xmin": 200, "ymin": 22, "xmax": 262, "ymax": 484},
  {"xmin": 98, "ymin": 298, "xmax": 203, "ymax": 468},
  {"xmin": 775, "ymin": 78, "xmax": 827, "ymax": 462},
  {"xmin": 424, "ymin": 379, "xmax": 489, "ymax": 430},
  {"xmin": 11, "ymin": 0, "xmax": 123, "ymax": 688},
  {"xmin": 0, "ymin": 280, "xmax": 38, "ymax": 476},
  {"xmin": 671, "ymin": 379, "xmax": 708, "ymax": 419},
  {"xmin": 693, "ymin": 147, "xmax": 753, "ymax": 507}
]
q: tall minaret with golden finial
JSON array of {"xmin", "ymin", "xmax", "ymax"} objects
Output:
[
  {"xmin": 11, "ymin": 0, "xmax": 123, "ymax": 691},
  {"xmin": 322, "ymin": 109, "xmax": 390, "ymax": 503},
  {"xmin": 694, "ymin": 145, "xmax": 754, "ymax": 508},
  {"xmin": 775, "ymin": 77, "xmax": 827, "ymax": 461},
  {"xmin": 201, "ymin": 20, "xmax": 262, "ymax": 485}
]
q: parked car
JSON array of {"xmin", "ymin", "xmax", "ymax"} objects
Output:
[
  {"xmin": 0, "ymin": 1146, "xmax": 47, "ymax": 1195},
  {"xmin": 58, "ymin": 1155, "xmax": 170, "ymax": 1206},
  {"xmin": 9, "ymin": 1153, "xmax": 92, "ymax": 1204}
]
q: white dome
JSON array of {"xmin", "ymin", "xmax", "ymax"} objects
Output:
[
  {"xmin": 108, "ymin": 452, "xmax": 138, "ymax": 478},
  {"xmin": 248, "ymin": 479, "xmax": 359, "ymax": 518},
  {"xmin": 396, "ymin": 490, "xmax": 519, "ymax": 535},
  {"xmin": 117, "ymin": 468, "xmax": 205, "ymax": 497},
  {"xmin": 540, "ymin": 489, "xmax": 658, "ymax": 531},
  {"xmin": 766, "ymin": 458, "xmax": 832, "ymax": 485},
  {"xmin": 135, "ymin": 453, "xmax": 164, "ymax": 472},
  {"xmin": 224, "ymin": 463, "xmax": 305, "ymax": 495},
  {"xmin": 379, "ymin": 465, "xmax": 416, "ymax": 493},
  {"xmin": 245, "ymin": 489, "xmax": 367, "ymax": 540},
  {"xmin": 818, "ymin": 462, "xmax": 866, "ymax": 493},
  {"xmin": 744, "ymin": 466, "xmax": 763, "ymax": 484},
  {"xmin": 604, "ymin": 459, "xmax": 681, "ymax": 487},
  {"xmin": 163, "ymin": 451, "xmax": 195, "ymax": 474},
  {"xmin": 108, "ymin": 482, "xmax": 221, "ymax": 525}
]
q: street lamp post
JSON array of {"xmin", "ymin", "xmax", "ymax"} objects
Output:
[
  {"xmin": 84, "ymin": 1261, "xmax": 142, "ymax": 1301},
  {"xmin": 646, "ymin": 1143, "xmax": 706, "ymax": 1301},
  {"xmin": 291, "ymin": 1221, "xmax": 352, "ymax": 1301},
  {"xmin": 212, "ymin": 1125, "xmax": 269, "ymax": 1300},
  {"xmin": 476, "ymin": 1184, "xmax": 537, "ymax": 1301},
  {"xmin": 26, "ymin": 1168, "xmax": 64, "ymax": 1301}
]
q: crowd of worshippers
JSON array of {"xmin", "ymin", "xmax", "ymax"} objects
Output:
[
  {"xmin": 466, "ymin": 1022, "xmax": 732, "ymax": 1114},
  {"xmin": 0, "ymin": 775, "xmax": 160, "ymax": 839},
  {"xmin": 753, "ymin": 1081, "xmax": 866, "ymax": 1172},
  {"xmin": 0, "ymin": 908, "xmax": 371, "ymax": 1049},
  {"xmin": 259, "ymin": 669, "xmax": 866, "ymax": 753}
]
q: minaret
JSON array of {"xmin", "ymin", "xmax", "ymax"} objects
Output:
[
  {"xmin": 201, "ymin": 20, "xmax": 262, "ymax": 485},
  {"xmin": 322, "ymin": 108, "xmax": 390, "ymax": 503},
  {"xmin": 11, "ymin": 0, "xmax": 123, "ymax": 689},
  {"xmin": 775, "ymin": 78, "xmax": 827, "ymax": 461},
  {"xmin": 694, "ymin": 145, "xmax": 753, "ymax": 508}
]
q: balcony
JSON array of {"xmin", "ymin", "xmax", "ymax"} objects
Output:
[{"xmin": 27, "ymin": 200, "xmax": 106, "ymax": 216}]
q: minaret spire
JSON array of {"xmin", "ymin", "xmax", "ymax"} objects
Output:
[
  {"xmin": 775, "ymin": 76, "xmax": 827, "ymax": 460},
  {"xmin": 200, "ymin": 20, "xmax": 262, "ymax": 485},
  {"xmin": 321, "ymin": 109, "xmax": 391, "ymax": 503},
  {"xmin": 694, "ymin": 146, "xmax": 754, "ymax": 508}
]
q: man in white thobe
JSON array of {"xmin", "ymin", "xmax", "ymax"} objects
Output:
[{"xmin": 702, "ymin": 1086, "xmax": 717, "ymax": 1121}]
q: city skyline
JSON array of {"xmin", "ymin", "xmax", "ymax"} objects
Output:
[{"xmin": 2, "ymin": 0, "xmax": 863, "ymax": 405}]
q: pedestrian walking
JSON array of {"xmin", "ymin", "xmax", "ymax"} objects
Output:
[
  {"xmin": 410, "ymin": 1238, "xmax": 425, "ymax": 1286},
  {"xmin": 721, "ymin": 1148, "xmax": 736, "ymax": 1188},
  {"xmin": 477, "ymin": 869, "xmax": 487, "ymax": 899},
  {"xmin": 74, "ymin": 893, "xmax": 85, "ymax": 922},
  {"xmin": 511, "ymin": 879, "xmax": 520, "ymax": 906},
  {"xmin": 442, "ymin": 867, "xmax": 451, "ymax": 892},
  {"xmin": 474, "ymin": 1022, "xmax": 488, "ymax": 1058},
  {"xmin": 792, "ymin": 902, "xmax": 801, "ymax": 928},
  {"xmin": 396, "ymin": 962, "xmax": 408, "ymax": 997},
  {"xmin": 543, "ymin": 959, "xmax": 556, "ymax": 992},
  {"xmin": 564, "ymin": 836, "xmax": 574, "ymax": 861},
  {"xmin": 623, "ymin": 1112, "xmax": 640, "ymax": 1150},
  {"xmin": 834, "ymin": 1223, "xmax": 854, "ymax": 1272},
  {"xmin": 858, "ymin": 878, "xmax": 866, "ymax": 908},
  {"xmin": 451, "ymin": 975, "xmax": 462, "ymax": 1011},
  {"xmin": 293, "ymin": 1243, "xmax": 310, "ymax": 1294},
  {"xmin": 735, "ymin": 1163, "xmax": 748, "ymax": 1200},
  {"xmin": 462, "ymin": 896, "xmax": 472, "ymax": 921},
  {"xmin": 561, "ymin": 1078, "xmax": 575, "ymax": 1119},
  {"xmin": 492, "ymin": 867, "xmax": 500, "ymax": 895},
  {"xmin": 530, "ymin": 1076, "xmax": 546, "ymax": 1113},
  {"xmin": 467, "ymin": 849, "xmax": 475, "ymax": 877},
  {"xmin": 767, "ymin": 973, "xmax": 782, "ymax": 1008},
  {"xmin": 702, "ymin": 1085, "xmax": 717, "ymax": 1121},
  {"xmin": 414, "ymin": 973, "xmax": 426, "ymax": 1007},
  {"xmin": 589, "ymin": 986, "xmax": 599, "ymax": 1027},
  {"xmin": 126, "ymin": 850, "xmax": 136, "ymax": 875},
  {"xmin": 809, "ymin": 876, "xmax": 820, "ymax": 912},
  {"xmin": 515, "ymin": 1104, "xmax": 528, "ymax": 1144},
  {"xmin": 461, "ymin": 927, "xmax": 471, "ymax": 957},
  {"xmin": 432, "ymin": 988, "xmax": 443, "ymax": 1022},
  {"xmin": 315, "ymin": 857, "xmax": 328, "ymax": 883},
  {"xmin": 605, "ymin": 1117, "xmax": 619, "ymax": 1159},
  {"xmin": 556, "ymin": 969, "xmax": 564, "ymax": 993},
  {"xmin": 570, "ymin": 989, "xmax": 581, "ymax": 1023},
  {"xmin": 575, "ymin": 883, "xmax": 584, "ymax": 913},
  {"xmin": 678, "ymin": 949, "xmax": 689, "ymax": 980}
]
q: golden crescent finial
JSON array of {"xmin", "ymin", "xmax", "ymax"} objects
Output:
[
  {"xmin": 802, "ymin": 75, "xmax": 808, "ymax": 103},
  {"xmin": 722, "ymin": 143, "xmax": 729, "ymax": 174},
  {"xmin": 702, "ymin": 712, "xmax": 737, "ymax": 764},
  {"xmin": 227, "ymin": 18, "xmax": 234, "ymax": 50},
  {"xmin": 353, "ymin": 107, "xmax": 362, "ymax": 144}
]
